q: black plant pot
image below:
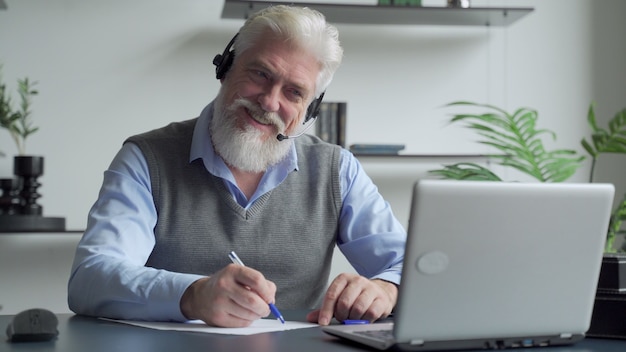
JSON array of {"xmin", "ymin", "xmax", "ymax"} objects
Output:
[
  {"xmin": 588, "ymin": 253, "xmax": 626, "ymax": 339},
  {"xmin": 597, "ymin": 254, "xmax": 626, "ymax": 293}
]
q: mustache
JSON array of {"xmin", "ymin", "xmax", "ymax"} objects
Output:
[{"xmin": 228, "ymin": 98, "xmax": 287, "ymax": 132}]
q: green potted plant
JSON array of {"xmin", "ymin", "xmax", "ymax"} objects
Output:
[
  {"xmin": 0, "ymin": 64, "xmax": 44, "ymax": 217},
  {"xmin": 429, "ymin": 101, "xmax": 625, "ymax": 252},
  {"xmin": 580, "ymin": 104, "xmax": 626, "ymax": 339},
  {"xmin": 581, "ymin": 104, "xmax": 626, "ymax": 253}
]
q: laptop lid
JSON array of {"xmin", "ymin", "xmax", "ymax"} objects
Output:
[{"xmin": 324, "ymin": 180, "xmax": 615, "ymax": 351}]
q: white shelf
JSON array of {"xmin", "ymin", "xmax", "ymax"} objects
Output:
[{"xmin": 221, "ymin": 0, "xmax": 533, "ymax": 27}]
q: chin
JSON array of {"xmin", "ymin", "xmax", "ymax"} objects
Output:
[{"xmin": 213, "ymin": 123, "xmax": 292, "ymax": 172}]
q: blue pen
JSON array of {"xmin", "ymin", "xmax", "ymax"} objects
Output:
[{"xmin": 228, "ymin": 251, "xmax": 285, "ymax": 324}]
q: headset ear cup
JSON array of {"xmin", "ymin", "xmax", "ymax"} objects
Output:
[
  {"xmin": 214, "ymin": 51, "xmax": 234, "ymax": 80},
  {"xmin": 304, "ymin": 92, "xmax": 325, "ymax": 123},
  {"xmin": 214, "ymin": 34, "xmax": 239, "ymax": 80}
]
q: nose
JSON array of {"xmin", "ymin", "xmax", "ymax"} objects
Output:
[{"xmin": 258, "ymin": 87, "xmax": 281, "ymax": 113}]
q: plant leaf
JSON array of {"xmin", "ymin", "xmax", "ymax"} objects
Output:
[
  {"xmin": 431, "ymin": 101, "xmax": 584, "ymax": 183},
  {"xmin": 428, "ymin": 163, "xmax": 502, "ymax": 181}
]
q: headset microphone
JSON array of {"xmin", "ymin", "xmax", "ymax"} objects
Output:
[
  {"xmin": 276, "ymin": 92, "xmax": 325, "ymax": 141},
  {"xmin": 276, "ymin": 116, "xmax": 317, "ymax": 141}
]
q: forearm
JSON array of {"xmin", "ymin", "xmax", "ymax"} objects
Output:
[{"xmin": 68, "ymin": 256, "xmax": 202, "ymax": 321}]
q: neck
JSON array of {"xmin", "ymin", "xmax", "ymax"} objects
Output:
[{"xmin": 228, "ymin": 165, "xmax": 264, "ymax": 200}]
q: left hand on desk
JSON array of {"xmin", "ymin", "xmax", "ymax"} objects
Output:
[{"xmin": 306, "ymin": 273, "xmax": 398, "ymax": 326}]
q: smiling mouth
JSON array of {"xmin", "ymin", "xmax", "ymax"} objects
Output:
[
  {"xmin": 245, "ymin": 107, "xmax": 282, "ymax": 130},
  {"xmin": 245, "ymin": 108, "xmax": 272, "ymax": 125}
]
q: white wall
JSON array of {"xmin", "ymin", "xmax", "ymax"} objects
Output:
[
  {"xmin": 1, "ymin": 0, "xmax": 625, "ymax": 313},
  {"xmin": 1, "ymin": 0, "xmax": 625, "ymax": 230},
  {"xmin": 0, "ymin": 233, "xmax": 79, "ymax": 314}
]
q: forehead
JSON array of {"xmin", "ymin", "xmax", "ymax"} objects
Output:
[{"xmin": 236, "ymin": 33, "xmax": 320, "ymax": 94}]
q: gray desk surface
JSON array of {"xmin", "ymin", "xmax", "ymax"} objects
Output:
[{"xmin": 2, "ymin": 312, "xmax": 626, "ymax": 352}]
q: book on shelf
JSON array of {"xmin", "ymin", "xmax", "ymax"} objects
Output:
[
  {"xmin": 315, "ymin": 102, "xmax": 347, "ymax": 148},
  {"xmin": 349, "ymin": 144, "xmax": 406, "ymax": 155}
]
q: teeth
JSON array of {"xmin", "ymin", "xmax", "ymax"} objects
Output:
[{"xmin": 248, "ymin": 109, "xmax": 270, "ymax": 125}]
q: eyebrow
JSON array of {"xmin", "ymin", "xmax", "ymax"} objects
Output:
[{"xmin": 247, "ymin": 60, "xmax": 313, "ymax": 98}]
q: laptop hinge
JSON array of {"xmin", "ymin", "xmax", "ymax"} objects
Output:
[{"xmin": 410, "ymin": 339, "xmax": 425, "ymax": 346}]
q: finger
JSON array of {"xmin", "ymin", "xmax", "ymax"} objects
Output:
[
  {"xmin": 192, "ymin": 281, "xmax": 262, "ymax": 327},
  {"xmin": 228, "ymin": 286, "xmax": 270, "ymax": 319},
  {"xmin": 305, "ymin": 309, "xmax": 321, "ymax": 323},
  {"xmin": 332, "ymin": 277, "xmax": 367, "ymax": 322},
  {"xmin": 230, "ymin": 264, "xmax": 277, "ymax": 305},
  {"xmin": 351, "ymin": 281, "xmax": 396, "ymax": 322},
  {"xmin": 205, "ymin": 305, "xmax": 259, "ymax": 327},
  {"xmin": 317, "ymin": 274, "xmax": 351, "ymax": 325},
  {"xmin": 230, "ymin": 284, "xmax": 271, "ymax": 318},
  {"xmin": 346, "ymin": 287, "xmax": 377, "ymax": 320}
]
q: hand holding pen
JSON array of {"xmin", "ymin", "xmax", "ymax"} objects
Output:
[{"xmin": 229, "ymin": 251, "xmax": 285, "ymax": 324}]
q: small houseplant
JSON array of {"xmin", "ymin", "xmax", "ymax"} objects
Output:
[
  {"xmin": 0, "ymin": 64, "xmax": 39, "ymax": 156},
  {"xmin": 0, "ymin": 64, "xmax": 44, "ymax": 217},
  {"xmin": 429, "ymin": 101, "xmax": 625, "ymax": 252}
]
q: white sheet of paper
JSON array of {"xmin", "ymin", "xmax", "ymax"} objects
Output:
[{"xmin": 101, "ymin": 318, "xmax": 318, "ymax": 335}]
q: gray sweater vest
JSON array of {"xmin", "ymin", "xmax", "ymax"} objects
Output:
[{"xmin": 126, "ymin": 118, "xmax": 343, "ymax": 308}]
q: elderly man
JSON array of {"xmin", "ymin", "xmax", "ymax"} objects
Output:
[{"xmin": 68, "ymin": 5, "xmax": 406, "ymax": 328}]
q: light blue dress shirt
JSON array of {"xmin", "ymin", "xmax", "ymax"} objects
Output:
[{"xmin": 68, "ymin": 102, "xmax": 406, "ymax": 322}]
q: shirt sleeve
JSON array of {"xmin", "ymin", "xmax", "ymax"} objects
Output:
[
  {"xmin": 336, "ymin": 149, "xmax": 406, "ymax": 285},
  {"xmin": 67, "ymin": 142, "xmax": 204, "ymax": 322}
]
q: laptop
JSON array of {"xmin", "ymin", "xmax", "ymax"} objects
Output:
[{"xmin": 323, "ymin": 180, "xmax": 615, "ymax": 351}]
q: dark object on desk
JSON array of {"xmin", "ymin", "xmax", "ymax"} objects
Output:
[{"xmin": 6, "ymin": 308, "xmax": 59, "ymax": 342}]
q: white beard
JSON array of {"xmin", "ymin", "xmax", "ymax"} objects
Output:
[{"xmin": 210, "ymin": 90, "xmax": 293, "ymax": 173}]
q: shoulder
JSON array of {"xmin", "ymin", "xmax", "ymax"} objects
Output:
[
  {"xmin": 128, "ymin": 118, "xmax": 198, "ymax": 143},
  {"xmin": 294, "ymin": 134, "xmax": 343, "ymax": 153}
]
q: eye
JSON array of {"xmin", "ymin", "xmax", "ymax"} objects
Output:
[
  {"xmin": 291, "ymin": 89, "xmax": 303, "ymax": 98},
  {"xmin": 249, "ymin": 70, "xmax": 270, "ymax": 84}
]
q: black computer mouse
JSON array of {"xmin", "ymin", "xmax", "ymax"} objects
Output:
[{"xmin": 6, "ymin": 308, "xmax": 59, "ymax": 342}]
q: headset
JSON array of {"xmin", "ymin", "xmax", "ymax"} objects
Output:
[{"xmin": 212, "ymin": 34, "xmax": 324, "ymax": 126}]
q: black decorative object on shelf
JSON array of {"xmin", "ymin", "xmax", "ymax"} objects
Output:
[
  {"xmin": 0, "ymin": 155, "xmax": 65, "ymax": 232},
  {"xmin": 0, "ymin": 177, "xmax": 21, "ymax": 215},
  {"xmin": 14, "ymin": 155, "xmax": 44, "ymax": 215}
]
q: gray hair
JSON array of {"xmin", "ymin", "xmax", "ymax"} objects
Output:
[{"xmin": 233, "ymin": 5, "xmax": 343, "ymax": 98}]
